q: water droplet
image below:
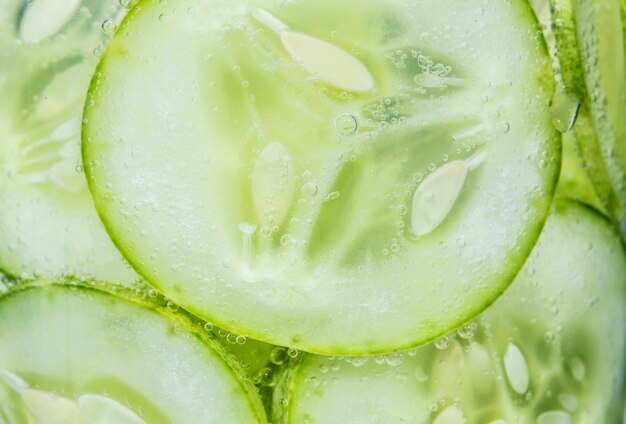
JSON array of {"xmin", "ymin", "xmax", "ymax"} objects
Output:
[
  {"xmin": 203, "ymin": 323, "xmax": 214, "ymax": 331},
  {"xmin": 335, "ymin": 113, "xmax": 358, "ymax": 135},
  {"xmin": 503, "ymin": 343, "xmax": 529, "ymax": 394},
  {"xmin": 550, "ymin": 86, "xmax": 580, "ymax": 133}
]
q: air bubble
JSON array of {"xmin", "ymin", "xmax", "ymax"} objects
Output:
[
  {"xmin": 497, "ymin": 121, "xmax": 511, "ymax": 134},
  {"xmin": 435, "ymin": 336, "xmax": 450, "ymax": 350},
  {"xmin": 457, "ymin": 322, "xmax": 476, "ymax": 339},
  {"xmin": 385, "ymin": 352, "xmax": 404, "ymax": 366},
  {"xmin": 301, "ymin": 182, "xmax": 318, "ymax": 197},
  {"xmin": 414, "ymin": 366, "xmax": 429, "ymax": 382},
  {"xmin": 350, "ymin": 357, "xmax": 368, "ymax": 367},
  {"xmin": 280, "ymin": 234, "xmax": 294, "ymax": 246},
  {"xmin": 101, "ymin": 19, "xmax": 117, "ymax": 34},
  {"xmin": 270, "ymin": 348, "xmax": 288, "ymax": 365},
  {"xmin": 325, "ymin": 191, "xmax": 340, "ymax": 201},
  {"xmin": 257, "ymin": 367, "xmax": 277, "ymax": 386},
  {"xmin": 335, "ymin": 113, "xmax": 358, "ymax": 135}
]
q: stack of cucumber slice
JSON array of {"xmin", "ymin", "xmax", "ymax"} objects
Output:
[{"xmin": 0, "ymin": 0, "xmax": 624, "ymax": 422}]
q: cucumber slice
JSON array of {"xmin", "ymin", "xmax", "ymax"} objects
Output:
[
  {"xmin": 0, "ymin": 280, "xmax": 266, "ymax": 423},
  {"xmin": 0, "ymin": 0, "xmax": 138, "ymax": 284},
  {"xmin": 84, "ymin": 0, "xmax": 559, "ymax": 354},
  {"xmin": 556, "ymin": 132, "xmax": 605, "ymax": 212},
  {"xmin": 551, "ymin": 0, "xmax": 626, "ymax": 238},
  {"xmin": 280, "ymin": 200, "xmax": 626, "ymax": 423}
]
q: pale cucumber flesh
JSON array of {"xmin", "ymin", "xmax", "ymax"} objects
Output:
[
  {"xmin": 0, "ymin": 281, "xmax": 266, "ymax": 423},
  {"xmin": 0, "ymin": 0, "xmax": 138, "ymax": 284},
  {"xmin": 281, "ymin": 201, "xmax": 626, "ymax": 423},
  {"xmin": 84, "ymin": 0, "xmax": 559, "ymax": 354}
]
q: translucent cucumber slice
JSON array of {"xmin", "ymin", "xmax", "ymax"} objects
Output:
[
  {"xmin": 0, "ymin": 280, "xmax": 267, "ymax": 423},
  {"xmin": 550, "ymin": 0, "xmax": 626, "ymax": 237},
  {"xmin": 84, "ymin": 0, "xmax": 559, "ymax": 354},
  {"xmin": 0, "ymin": 0, "xmax": 138, "ymax": 284},
  {"xmin": 280, "ymin": 200, "xmax": 626, "ymax": 423},
  {"xmin": 556, "ymin": 132, "xmax": 605, "ymax": 212}
]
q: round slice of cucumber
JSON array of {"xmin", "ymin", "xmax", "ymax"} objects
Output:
[
  {"xmin": 0, "ymin": 0, "xmax": 138, "ymax": 284},
  {"xmin": 280, "ymin": 200, "xmax": 626, "ymax": 423},
  {"xmin": 0, "ymin": 280, "xmax": 267, "ymax": 423},
  {"xmin": 84, "ymin": 0, "xmax": 560, "ymax": 354},
  {"xmin": 550, "ymin": 0, "xmax": 626, "ymax": 238}
]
